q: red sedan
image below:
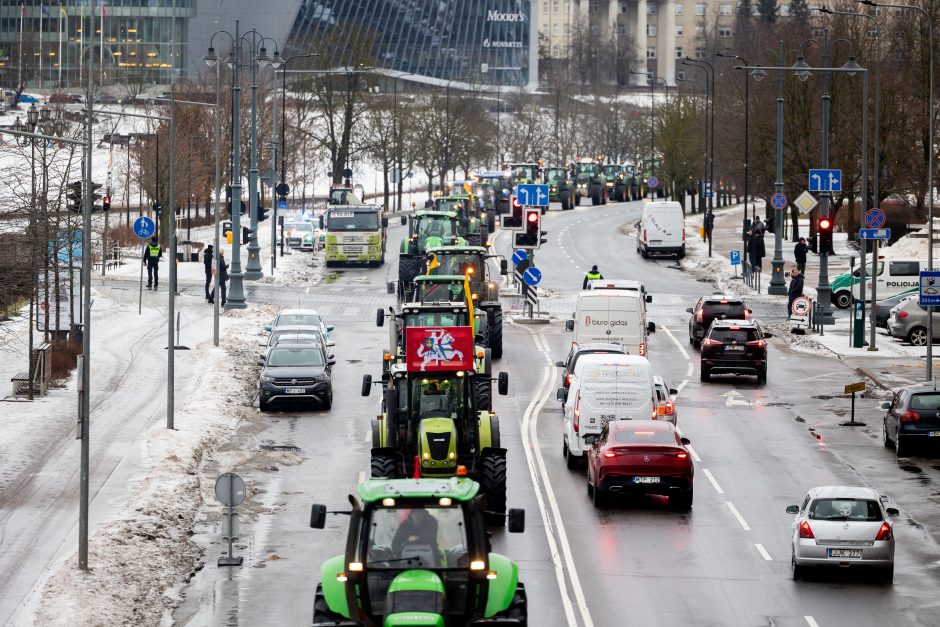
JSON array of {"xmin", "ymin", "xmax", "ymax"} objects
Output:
[{"xmin": 586, "ymin": 420, "xmax": 693, "ymax": 510}]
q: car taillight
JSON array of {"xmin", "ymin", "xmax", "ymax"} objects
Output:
[
  {"xmin": 682, "ymin": 229, "xmax": 686, "ymax": 241},
  {"xmin": 743, "ymin": 309, "xmax": 751, "ymax": 320},
  {"xmin": 702, "ymin": 338, "xmax": 722, "ymax": 347},
  {"xmin": 799, "ymin": 521, "xmax": 815, "ymax": 539},
  {"xmin": 603, "ymin": 451, "xmax": 616, "ymax": 458},
  {"xmin": 642, "ymin": 229, "xmax": 647, "ymax": 242},
  {"xmin": 573, "ymin": 393, "xmax": 581, "ymax": 433},
  {"xmin": 677, "ymin": 451, "xmax": 688, "ymax": 459},
  {"xmin": 899, "ymin": 311, "xmax": 909, "ymax": 319},
  {"xmin": 875, "ymin": 522, "xmax": 892, "ymax": 542},
  {"xmin": 746, "ymin": 340, "xmax": 766, "ymax": 348},
  {"xmin": 566, "ymin": 373, "xmax": 573, "ymax": 385},
  {"xmin": 696, "ymin": 309, "xmax": 704, "ymax": 323},
  {"xmin": 900, "ymin": 410, "xmax": 920, "ymax": 423},
  {"xmin": 662, "ymin": 401, "xmax": 675, "ymax": 415},
  {"xmin": 639, "ymin": 343, "xmax": 646, "ymax": 356}
]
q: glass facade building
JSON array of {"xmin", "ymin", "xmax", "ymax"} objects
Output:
[
  {"xmin": 0, "ymin": 0, "xmax": 195, "ymax": 88},
  {"xmin": 282, "ymin": 0, "xmax": 536, "ymax": 89}
]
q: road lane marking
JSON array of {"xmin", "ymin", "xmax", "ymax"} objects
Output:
[
  {"xmin": 726, "ymin": 502, "xmax": 751, "ymax": 531},
  {"xmin": 686, "ymin": 362, "xmax": 694, "ymax": 377},
  {"xmin": 660, "ymin": 326, "xmax": 690, "ymax": 361},
  {"xmin": 685, "ymin": 445, "xmax": 702, "ymax": 463},
  {"xmin": 805, "ymin": 617, "xmax": 820, "ymax": 627},
  {"xmin": 702, "ymin": 469, "xmax": 724, "ymax": 494},
  {"xmin": 754, "ymin": 543, "xmax": 773, "ymax": 561},
  {"xmin": 675, "ymin": 380, "xmax": 688, "ymax": 396},
  {"xmin": 357, "ymin": 470, "xmax": 365, "ymax": 484}
]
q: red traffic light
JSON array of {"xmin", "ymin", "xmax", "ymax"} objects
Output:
[
  {"xmin": 527, "ymin": 211, "xmax": 539, "ymax": 223},
  {"xmin": 818, "ymin": 217, "xmax": 832, "ymax": 230},
  {"xmin": 512, "ymin": 197, "xmax": 521, "ymax": 208}
]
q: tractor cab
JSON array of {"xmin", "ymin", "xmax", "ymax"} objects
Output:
[{"xmin": 506, "ymin": 162, "xmax": 542, "ymax": 185}]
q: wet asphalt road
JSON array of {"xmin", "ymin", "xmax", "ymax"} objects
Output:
[{"xmin": 173, "ymin": 199, "xmax": 940, "ymax": 627}]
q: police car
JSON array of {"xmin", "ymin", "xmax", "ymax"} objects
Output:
[{"xmin": 830, "ymin": 258, "xmax": 925, "ymax": 309}]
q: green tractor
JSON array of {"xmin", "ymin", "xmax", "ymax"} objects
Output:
[
  {"xmin": 571, "ymin": 157, "xmax": 608, "ymax": 206},
  {"xmin": 432, "ymin": 194, "xmax": 489, "ymax": 248},
  {"xmin": 398, "ymin": 211, "xmax": 466, "ymax": 301},
  {"xmin": 409, "ymin": 275, "xmax": 500, "ymax": 362},
  {"xmin": 543, "ymin": 166, "xmax": 576, "ymax": 211},
  {"xmin": 423, "ymin": 246, "xmax": 506, "ymax": 359},
  {"xmin": 362, "ymin": 316, "xmax": 510, "ymax": 523},
  {"xmin": 602, "ymin": 163, "xmax": 632, "ymax": 202},
  {"xmin": 505, "ymin": 162, "xmax": 542, "ymax": 186},
  {"xmin": 309, "ymin": 477, "xmax": 527, "ymax": 626}
]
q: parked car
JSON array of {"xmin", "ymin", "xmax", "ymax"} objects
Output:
[
  {"xmin": 687, "ymin": 295, "xmax": 751, "ymax": 348},
  {"xmin": 554, "ymin": 342, "xmax": 626, "ymax": 403},
  {"xmin": 881, "ymin": 383, "xmax": 940, "ymax": 456},
  {"xmin": 874, "ymin": 288, "xmax": 918, "ymax": 328},
  {"xmin": 94, "ymin": 94, "xmax": 119, "ymax": 105},
  {"xmin": 653, "ymin": 375, "xmax": 678, "ymax": 425},
  {"xmin": 257, "ymin": 343, "xmax": 334, "ymax": 411},
  {"xmin": 888, "ymin": 297, "xmax": 940, "ymax": 346},
  {"xmin": 635, "ymin": 201, "xmax": 686, "ymax": 260},
  {"xmin": 786, "ymin": 486, "xmax": 898, "ymax": 581},
  {"xmin": 264, "ymin": 308, "xmax": 334, "ymax": 346},
  {"xmin": 700, "ymin": 319, "xmax": 772, "ymax": 384},
  {"xmin": 586, "ymin": 420, "xmax": 693, "ymax": 509}
]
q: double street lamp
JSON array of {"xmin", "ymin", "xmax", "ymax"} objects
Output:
[
  {"xmin": 630, "ymin": 70, "xmax": 667, "ymax": 198},
  {"xmin": 679, "ymin": 58, "xmax": 715, "ymax": 211}
]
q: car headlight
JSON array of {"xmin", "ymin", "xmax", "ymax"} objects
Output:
[
  {"xmin": 260, "ymin": 374, "xmax": 275, "ymax": 383},
  {"xmin": 315, "ymin": 374, "xmax": 330, "ymax": 383}
]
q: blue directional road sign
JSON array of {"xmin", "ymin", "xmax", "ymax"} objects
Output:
[
  {"xmin": 729, "ymin": 250, "xmax": 741, "ymax": 266},
  {"xmin": 277, "ymin": 199, "xmax": 288, "ymax": 210},
  {"xmin": 865, "ymin": 208, "xmax": 886, "ymax": 229},
  {"xmin": 522, "ymin": 266, "xmax": 542, "ymax": 286},
  {"xmin": 647, "ymin": 176, "xmax": 659, "ymax": 189},
  {"xmin": 808, "ymin": 169, "xmax": 842, "ymax": 192},
  {"xmin": 859, "ymin": 228, "xmax": 891, "ymax": 240},
  {"xmin": 133, "ymin": 216, "xmax": 156, "ymax": 239},
  {"xmin": 771, "ymin": 193, "xmax": 787, "ymax": 210},
  {"xmin": 515, "ymin": 184, "xmax": 550, "ymax": 207},
  {"xmin": 511, "ymin": 249, "xmax": 529, "ymax": 265},
  {"xmin": 920, "ymin": 271, "xmax": 940, "ymax": 306}
]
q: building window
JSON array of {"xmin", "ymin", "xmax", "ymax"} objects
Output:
[
  {"xmin": 543, "ymin": 1, "xmax": 549, "ymax": 13},
  {"xmin": 589, "ymin": 0, "xmax": 598, "ymax": 13},
  {"xmin": 554, "ymin": 0, "xmax": 560, "ymax": 13},
  {"xmin": 553, "ymin": 23, "xmax": 559, "ymax": 35},
  {"xmin": 619, "ymin": 1, "xmax": 629, "ymax": 13},
  {"xmin": 676, "ymin": 24, "xmax": 684, "ymax": 37},
  {"xmin": 677, "ymin": 70, "xmax": 686, "ymax": 80},
  {"xmin": 618, "ymin": 24, "xmax": 627, "ymax": 35},
  {"xmin": 647, "ymin": 47, "xmax": 657, "ymax": 59},
  {"xmin": 696, "ymin": 25, "xmax": 705, "ymax": 37},
  {"xmin": 676, "ymin": 3, "xmax": 685, "ymax": 15},
  {"xmin": 695, "ymin": 3, "xmax": 706, "ymax": 15},
  {"xmin": 553, "ymin": 44, "xmax": 561, "ymax": 56},
  {"xmin": 647, "ymin": 24, "xmax": 657, "ymax": 37},
  {"xmin": 719, "ymin": 3, "xmax": 733, "ymax": 15},
  {"xmin": 813, "ymin": 28, "xmax": 824, "ymax": 38},
  {"xmin": 695, "ymin": 47, "xmax": 706, "ymax": 58},
  {"xmin": 780, "ymin": 4, "xmax": 790, "ymax": 16},
  {"xmin": 866, "ymin": 28, "xmax": 878, "ymax": 39},
  {"xmin": 676, "ymin": 47, "xmax": 684, "ymax": 58},
  {"xmin": 648, "ymin": 3, "xmax": 658, "ymax": 14},
  {"xmin": 719, "ymin": 26, "xmax": 732, "ymax": 37}
]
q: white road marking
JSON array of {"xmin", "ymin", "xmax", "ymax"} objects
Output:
[
  {"xmin": 686, "ymin": 362, "xmax": 694, "ymax": 377},
  {"xmin": 357, "ymin": 470, "xmax": 366, "ymax": 484},
  {"xmin": 805, "ymin": 617, "xmax": 821, "ymax": 627},
  {"xmin": 685, "ymin": 445, "xmax": 702, "ymax": 463},
  {"xmin": 515, "ymin": 322, "xmax": 594, "ymax": 627},
  {"xmin": 702, "ymin": 469, "xmax": 725, "ymax": 494},
  {"xmin": 754, "ymin": 543, "xmax": 773, "ymax": 561},
  {"xmin": 675, "ymin": 379, "xmax": 688, "ymax": 396},
  {"xmin": 660, "ymin": 326, "xmax": 691, "ymax": 361},
  {"xmin": 726, "ymin": 502, "xmax": 751, "ymax": 531}
]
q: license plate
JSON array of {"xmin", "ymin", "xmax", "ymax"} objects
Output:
[
  {"xmin": 828, "ymin": 549, "xmax": 862, "ymax": 558},
  {"xmin": 930, "ymin": 431, "xmax": 940, "ymax": 437},
  {"xmin": 633, "ymin": 476, "xmax": 660, "ymax": 484},
  {"xmin": 285, "ymin": 387, "xmax": 306, "ymax": 394},
  {"xmin": 726, "ymin": 345, "xmax": 745, "ymax": 351},
  {"xmin": 650, "ymin": 240, "xmax": 662, "ymax": 245}
]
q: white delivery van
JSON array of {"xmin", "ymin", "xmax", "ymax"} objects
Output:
[
  {"xmin": 565, "ymin": 290, "xmax": 654, "ymax": 356},
  {"xmin": 558, "ymin": 354, "xmax": 657, "ymax": 466},
  {"xmin": 636, "ymin": 201, "xmax": 686, "ymax": 259}
]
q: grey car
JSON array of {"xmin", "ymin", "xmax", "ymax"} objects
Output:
[
  {"xmin": 874, "ymin": 288, "xmax": 918, "ymax": 328},
  {"xmin": 888, "ymin": 297, "xmax": 940, "ymax": 345}
]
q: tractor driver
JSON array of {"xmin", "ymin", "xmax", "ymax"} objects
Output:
[
  {"xmin": 418, "ymin": 379, "xmax": 458, "ymax": 417},
  {"xmin": 392, "ymin": 508, "xmax": 439, "ymax": 553}
]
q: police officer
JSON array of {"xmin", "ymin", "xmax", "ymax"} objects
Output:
[
  {"xmin": 143, "ymin": 237, "xmax": 162, "ymax": 289},
  {"xmin": 203, "ymin": 244, "xmax": 214, "ymax": 302},
  {"xmin": 583, "ymin": 265, "xmax": 603, "ymax": 289}
]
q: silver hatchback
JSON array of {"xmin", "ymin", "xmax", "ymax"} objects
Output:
[
  {"xmin": 786, "ymin": 486, "xmax": 899, "ymax": 581},
  {"xmin": 888, "ymin": 297, "xmax": 940, "ymax": 346}
]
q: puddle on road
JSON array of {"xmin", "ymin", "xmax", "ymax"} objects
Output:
[
  {"xmin": 901, "ymin": 464, "xmax": 923, "ymax": 473},
  {"xmin": 812, "ymin": 395, "xmax": 833, "ymax": 400}
]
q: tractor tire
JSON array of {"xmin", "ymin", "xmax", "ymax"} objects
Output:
[
  {"xmin": 488, "ymin": 213, "xmax": 497, "ymax": 233},
  {"xmin": 479, "ymin": 452, "xmax": 508, "ymax": 525},
  {"xmin": 313, "ymin": 584, "xmax": 346, "ymax": 624},
  {"xmin": 398, "ymin": 255, "xmax": 422, "ymax": 301},
  {"xmin": 467, "ymin": 232, "xmax": 483, "ymax": 247},
  {"xmin": 492, "ymin": 583, "xmax": 527, "ymax": 625},
  {"xmin": 371, "ymin": 453, "xmax": 401, "ymax": 479},
  {"xmin": 474, "ymin": 377, "xmax": 493, "ymax": 413},
  {"xmin": 591, "ymin": 191, "xmax": 601, "ymax": 205},
  {"xmin": 574, "ymin": 193, "xmax": 582, "ymax": 206},
  {"xmin": 488, "ymin": 308, "xmax": 504, "ymax": 359},
  {"xmin": 561, "ymin": 195, "xmax": 571, "ymax": 211}
]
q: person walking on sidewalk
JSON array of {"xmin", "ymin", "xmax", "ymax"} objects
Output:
[
  {"xmin": 794, "ymin": 237, "xmax": 808, "ymax": 273},
  {"xmin": 143, "ymin": 237, "xmax": 162, "ymax": 289},
  {"xmin": 748, "ymin": 225, "xmax": 766, "ymax": 271},
  {"xmin": 203, "ymin": 244, "xmax": 214, "ymax": 302},
  {"xmin": 788, "ymin": 267, "xmax": 805, "ymax": 315},
  {"xmin": 218, "ymin": 251, "xmax": 229, "ymax": 306},
  {"xmin": 583, "ymin": 265, "xmax": 603, "ymax": 289}
]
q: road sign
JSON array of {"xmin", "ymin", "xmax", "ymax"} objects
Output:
[
  {"xmin": 794, "ymin": 190, "xmax": 819, "ymax": 215},
  {"xmin": 133, "ymin": 216, "xmax": 155, "ymax": 239},
  {"xmin": 647, "ymin": 176, "xmax": 659, "ymax": 189},
  {"xmin": 770, "ymin": 192, "xmax": 787, "ymax": 211},
  {"xmin": 808, "ymin": 168, "xmax": 842, "ymax": 192},
  {"xmin": 215, "ymin": 473, "xmax": 247, "ymax": 507},
  {"xmin": 844, "ymin": 381, "xmax": 866, "ymax": 394},
  {"xmin": 277, "ymin": 198, "xmax": 288, "ymax": 210},
  {"xmin": 515, "ymin": 184, "xmax": 550, "ymax": 207},
  {"xmin": 791, "ymin": 296, "xmax": 812, "ymax": 317},
  {"xmin": 275, "ymin": 182, "xmax": 290, "ymax": 197},
  {"xmin": 511, "ymin": 249, "xmax": 529, "ymax": 265},
  {"xmin": 920, "ymin": 271, "xmax": 940, "ymax": 306},
  {"xmin": 729, "ymin": 250, "xmax": 741, "ymax": 266},
  {"xmin": 704, "ymin": 192, "xmax": 714, "ymax": 199},
  {"xmin": 523, "ymin": 266, "xmax": 542, "ymax": 286},
  {"xmin": 859, "ymin": 228, "xmax": 890, "ymax": 240},
  {"xmin": 865, "ymin": 208, "xmax": 886, "ymax": 229}
]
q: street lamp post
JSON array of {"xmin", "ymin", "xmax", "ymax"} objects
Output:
[
  {"xmin": 717, "ymin": 52, "xmax": 753, "ymax": 278},
  {"xmin": 677, "ymin": 61, "xmax": 711, "ymax": 213},
  {"xmin": 681, "ymin": 58, "xmax": 715, "ymax": 210},
  {"xmin": 244, "ymin": 37, "xmax": 276, "ymax": 280},
  {"xmin": 630, "ymin": 71, "xmax": 667, "ymax": 198}
]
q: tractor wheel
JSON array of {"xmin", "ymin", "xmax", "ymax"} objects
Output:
[
  {"xmin": 467, "ymin": 233, "xmax": 483, "ymax": 247},
  {"xmin": 488, "ymin": 213, "xmax": 496, "ymax": 233},
  {"xmin": 591, "ymin": 190, "xmax": 601, "ymax": 205},
  {"xmin": 492, "ymin": 583, "xmax": 527, "ymax": 625},
  {"xmin": 561, "ymin": 195, "xmax": 571, "ymax": 211},
  {"xmin": 479, "ymin": 452, "xmax": 508, "ymax": 525},
  {"xmin": 574, "ymin": 193, "xmax": 582, "ymax": 206},
  {"xmin": 474, "ymin": 377, "xmax": 493, "ymax": 413},
  {"xmin": 313, "ymin": 584, "xmax": 346, "ymax": 624},
  {"xmin": 488, "ymin": 309, "xmax": 504, "ymax": 359},
  {"xmin": 371, "ymin": 453, "xmax": 401, "ymax": 479}
]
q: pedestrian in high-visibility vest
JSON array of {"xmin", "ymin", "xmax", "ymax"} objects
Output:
[
  {"xmin": 143, "ymin": 237, "xmax": 162, "ymax": 289},
  {"xmin": 582, "ymin": 265, "xmax": 603, "ymax": 289}
]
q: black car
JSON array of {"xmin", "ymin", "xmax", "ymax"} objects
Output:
[
  {"xmin": 700, "ymin": 319, "xmax": 771, "ymax": 384},
  {"xmin": 258, "ymin": 343, "xmax": 334, "ymax": 411},
  {"xmin": 882, "ymin": 383, "xmax": 940, "ymax": 456},
  {"xmin": 555, "ymin": 342, "xmax": 626, "ymax": 401},
  {"xmin": 687, "ymin": 295, "xmax": 751, "ymax": 347}
]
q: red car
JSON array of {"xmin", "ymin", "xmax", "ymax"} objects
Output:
[{"xmin": 586, "ymin": 420, "xmax": 693, "ymax": 510}]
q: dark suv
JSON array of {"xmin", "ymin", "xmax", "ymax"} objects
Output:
[
  {"xmin": 555, "ymin": 342, "xmax": 626, "ymax": 404},
  {"xmin": 700, "ymin": 320, "xmax": 771, "ymax": 384},
  {"xmin": 687, "ymin": 296, "xmax": 751, "ymax": 347},
  {"xmin": 258, "ymin": 343, "xmax": 334, "ymax": 411},
  {"xmin": 882, "ymin": 384, "xmax": 940, "ymax": 456}
]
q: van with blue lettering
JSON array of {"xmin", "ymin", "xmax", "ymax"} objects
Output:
[
  {"xmin": 830, "ymin": 258, "xmax": 925, "ymax": 309},
  {"xmin": 565, "ymin": 290, "xmax": 655, "ymax": 356}
]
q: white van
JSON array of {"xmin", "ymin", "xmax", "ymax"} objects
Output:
[
  {"xmin": 636, "ymin": 201, "xmax": 686, "ymax": 259},
  {"xmin": 558, "ymin": 354, "xmax": 657, "ymax": 466},
  {"xmin": 585, "ymin": 279, "xmax": 651, "ymax": 302},
  {"xmin": 565, "ymin": 290, "xmax": 654, "ymax": 356}
]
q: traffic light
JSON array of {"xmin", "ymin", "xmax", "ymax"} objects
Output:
[
  {"xmin": 513, "ymin": 208, "xmax": 547, "ymax": 249},
  {"xmin": 257, "ymin": 204, "xmax": 269, "ymax": 222},
  {"xmin": 510, "ymin": 195, "xmax": 522, "ymax": 227},
  {"xmin": 241, "ymin": 226, "xmax": 254, "ymax": 244},
  {"xmin": 66, "ymin": 181, "xmax": 82, "ymax": 213},
  {"xmin": 818, "ymin": 215, "xmax": 833, "ymax": 255},
  {"xmin": 102, "ymin": 195, "xmax": 111, "ymax": 211},
  {"xmin": 90, "ymin": 183, "xmax": 103, "ymax": 210},
  {"xmin": 225, "ymin": 185, "xmax": 246, "ymax": 218},
  {"xmin": 153, "ymin": 201, "xmax": 163, "ymax": 215}
]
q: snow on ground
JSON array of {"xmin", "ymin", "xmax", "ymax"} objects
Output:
[{"xmin": 879, "ymin": 219, "xmax": 940, "ymax": 260}]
